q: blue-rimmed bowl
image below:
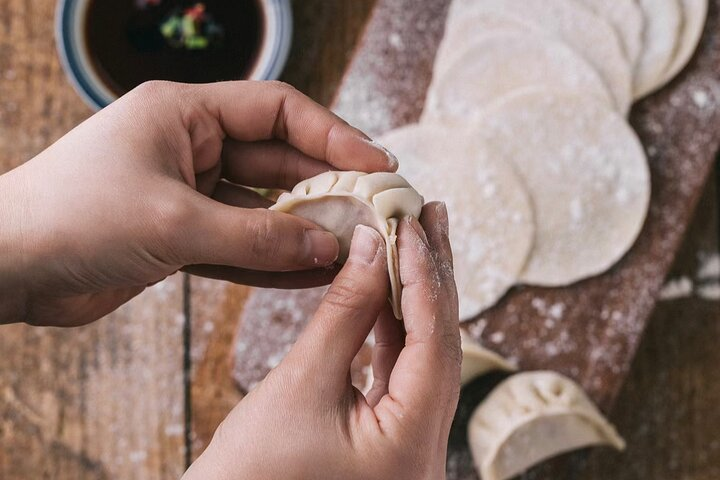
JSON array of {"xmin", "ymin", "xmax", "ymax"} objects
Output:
[{"xmin": 56, "ymin": 0, "xmax": 293, "ymax": 110}]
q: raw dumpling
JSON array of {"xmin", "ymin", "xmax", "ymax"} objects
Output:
[
  {"xmin": 468, "ymin": 371, "xmax": 625, "ymax": 480},
  {"xmin": 271, "ymin": 171, "xmax": 424, "ymax": 319},
  {"xmin": 460, "ymin": 330, "xmax": 515, "ymax": 385}
]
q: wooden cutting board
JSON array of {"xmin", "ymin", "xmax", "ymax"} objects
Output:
[{"xmin": 232, "ymin": 0, "xmax": 720, "ymax": 477}]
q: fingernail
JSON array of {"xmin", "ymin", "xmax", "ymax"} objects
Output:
[
  {"xmin": 406, "ymin": 216, "xmax": 429, "ymax": 246},
  {"xmin": 350, "ymin": 225, "xmax": 382, "ymax": 264},
  {"xmin": 362, "ymin": 138, "xmax": 399, "ymax": 171},
  {"xmin": 304, "ymin": 230, "xmax": 339, "ymax": 266}
]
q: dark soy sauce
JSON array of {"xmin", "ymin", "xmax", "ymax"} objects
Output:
[{"xmin": 84, "ymin": 0, "xmax": 264, "ymax": 96}]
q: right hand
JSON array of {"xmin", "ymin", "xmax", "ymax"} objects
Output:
[{"xmin": 183, "ymin": 202, "xmax": 461, "ymax": 480}]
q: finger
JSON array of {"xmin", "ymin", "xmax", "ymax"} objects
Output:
[
  {"xmin": 221, "ymin": 139, "xmax": 332, "ymax": 189},
  {"xmin": 173, "ymin": 193, "xmax": 339, "ymax": 271},
  {"xmin": 365, "ymin": 304, "xmax": 405, "ymax": 408},
  {"xmin": 194, "ymin": 81, "xmax": 398, "ymax": 172},
  {"xmin": 286, "ymin": 225, "xmax": 389, "ymax": 395},
  {"xmin": 195, "ymin": 162, "xmax": 222, "ymax": 196},
  {"xmin": 420, "ymin": 202, "xmax": 455, "ymax": 288},
  {"xmin": 380, "ymin": 216, "xmax": 460, "ymax": 416},
  {"xmin": 212, "ymin": 181, "xmax": 273, "ymax": 209},
  {"xmin": 182, "ymin": 264, "xmax": 339, "ymax": 288}
]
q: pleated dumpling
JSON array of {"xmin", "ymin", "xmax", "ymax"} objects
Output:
[
  {"xmin": 468, "ymin": 371, "xmax": 625, "ymax": 480},
  {"xmin": 460, "ymin": 330, "xmax": 516, "ymax": 385},
  {"xmin": 271, "ymin": 171, "xmax": 424, "ymax": 319}
]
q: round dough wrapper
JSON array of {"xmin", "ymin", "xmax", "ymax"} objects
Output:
[
  {"xmin": 634, "ymin": 0, "xmax": 682, "ymax": 98},
  {"xmin": 439, "ymin": 0, "xmax": 632, "ymax": 114},
  {"xmin": 477, "ymin": 88, "xmax": 650, "ymax": 286},
  {"xmin": 423, "ymin": 31, "xmax": 615, "ymax": 124},
  {"xmin": 379, "ymin": 124, "xmax": 535, "ymax": 319},
  {"xmin": 660, "ymin": 0, "xmax": 708, "ymax": 85},
  {"xmin": 576, "ymin": 0, "xmax": 644, "ymax": 66},
  {"xmin": 433, "ymin": 14, "xmax": 544, "ymax": 79}
]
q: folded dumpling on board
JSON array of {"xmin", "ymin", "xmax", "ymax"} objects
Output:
[
  {"xmin": 468, "ymin": 371, "xmax": 625, "ymax": 480},
  {"xmin": 271, "ymin": 171, "xmax": 424, "ymax": 319},
  {"xmin": 460, "ymin": 330, "xmax": 516, "ymax": 385}
]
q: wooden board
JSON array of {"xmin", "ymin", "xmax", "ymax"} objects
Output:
[
  {"xmin": 2, "ymin": 0, "xmax": 718, "ymax": 478},
  {"xmin": 0, "ymin": 1, "xmax": 187, "ymax": 478},
  {"xmin": 231, "ymin": 0, "xmax": 720, "ymax": 478}
]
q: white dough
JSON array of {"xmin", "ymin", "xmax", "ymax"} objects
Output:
[
  {"xmin": 576, "ymin": 0, "xmax": 644, "ymax": 66},
  {"xmin": 634, "ymin": 0, "xmax": 682, "ymax": 98},
  {"xmin": 423, "ymin": 31, "xmax": 615, "ymax": 123},
  {"xmin": 434, "ymin": 14, "xmax": 546, "ymax": 80},
  {"xmin": 271, "ymin": 171, "xmax": 424, "ymax": 319},
  {"xmin": 439, "ymin": 0, "xmax": 633, "ymax": 113},
  {"xmin": 476, "ymin": 88, "xmax": 650, "ymax": 286},
  {"xmin": 661, "ymin": 0, "xmax": 708, "ymax": 85},
  {"xmin": 468, "ymin": 371, "xmax": 625, "ymax": 480},
  {"xmin": 379, "ymin": 124, "xmax": 535, "ymax": 319},
  {"xmin": 460, "ymin": 330, "xmax": 516, "ymax": 385}
]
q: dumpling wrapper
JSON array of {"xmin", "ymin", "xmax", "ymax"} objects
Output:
[
  {"xmin": 441, "ymin": 0, "xmax": 632, "ymax": 113},
  {"xmin": 477, "ymin": 87, "xmax": 650, "ymax": 286},
  {"xmin": 379, "ymin": 123, "xmax": 535, "ymax": 319},
  {"xmin": 424, "ymin": 30, "xmax": 615, "ymax": 124},
  {"xmin": 271, "ymin": 171, "xmax": 424, "ymax": 319},
  {"xmin": 460, "ymin": 330, "xmax": 516, "ymax": 385},
  {"xmin": 468, "ymin": 371, "xmax": 625, "ymax": 480}
]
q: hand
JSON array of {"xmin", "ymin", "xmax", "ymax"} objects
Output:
[
  {"xmin": 183, "ymin": 202, "xmax": 461, "ymax": 480},
  {"xmin": 0, "ymin": 81, "xmax": 397, "ymax": 326}
]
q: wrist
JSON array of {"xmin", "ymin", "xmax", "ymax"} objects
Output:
[{"xmin": 0, "ymin": 168, "xmax": 31, "ymax": 324}]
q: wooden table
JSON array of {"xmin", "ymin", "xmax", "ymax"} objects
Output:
[{"xmin": 0, "ymin": 1, "xmax": 718, "ymax": 478}]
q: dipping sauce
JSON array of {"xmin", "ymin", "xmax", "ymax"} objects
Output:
[{"xmin": 84, "ymin": 0, "xmax": 264, "ymax": 96}]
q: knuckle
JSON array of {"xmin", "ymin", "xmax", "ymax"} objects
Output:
[
  {"xmin": 150, "ymin": 196, "xmax": 196, "ymax": 261},
  {"xmin": 268, "ymin": 80, "xmax": 297, "ymax": 94},
  {"xmin": 247, "ymin": 211, "xmax": 298, "ymax": 261},
  {"xmin": 130, "ymin": 80, "xmax": 175, "ymax": 102},
  {"xmin": 323, "ymin": 275, "xmax": 365, "ymax": 314}
]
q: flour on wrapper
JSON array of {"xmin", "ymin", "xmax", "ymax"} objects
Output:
[
  {"xmin": 438, "ymin": 0, "xmax": 633, "ymax": 114},
  {"xmin": 424, "ymin": 30, "xmax": 615, "ymax": 124},
  {"xmin": 476, "ymin": 87, "xmax": 650, "ymax": 286},
  {"xmin": 379, "ymin": 124, "xmax": 535, "ymax": 320},
  {"xmin": 271, "ymin": 171, "xmax": 424, "ymax": 319}
]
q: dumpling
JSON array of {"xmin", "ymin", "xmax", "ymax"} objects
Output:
[
  {"xmin": 460, "ymin": 330, "xmax": 516, "ymax": 385},
  {"xmin": 271, "ymin": 171, "xmax": 424, "ymax": 319},
  {"xmin": 468, "ymin": 371, "xmax": 625, "ymax": 480}
]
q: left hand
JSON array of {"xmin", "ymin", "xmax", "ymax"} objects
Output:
[{"xmin": 0, "ymin": 80, "xmax": 397, "ymax": 326}]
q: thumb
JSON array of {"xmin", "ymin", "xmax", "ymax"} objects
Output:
[
  {"xmin": 169, "ymin": 193, "xmax": 339, "ymax": 271},
  {"xmin": 285, "ymin": 225, "xmax": 390, "ymax": 396}
]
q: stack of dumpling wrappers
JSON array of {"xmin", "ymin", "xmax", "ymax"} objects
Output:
[{"xmin": 377, "ymin": 0, "xmax": 707, "ymax": 478}]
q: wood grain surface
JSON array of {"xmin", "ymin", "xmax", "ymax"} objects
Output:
[
  {"xmin": 0, "ymin": 1, "xmax": 718, "ymax": 479},
  {"xmin": 0, "ymin": 1, "xmax": 186, "ymax": 479}
]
